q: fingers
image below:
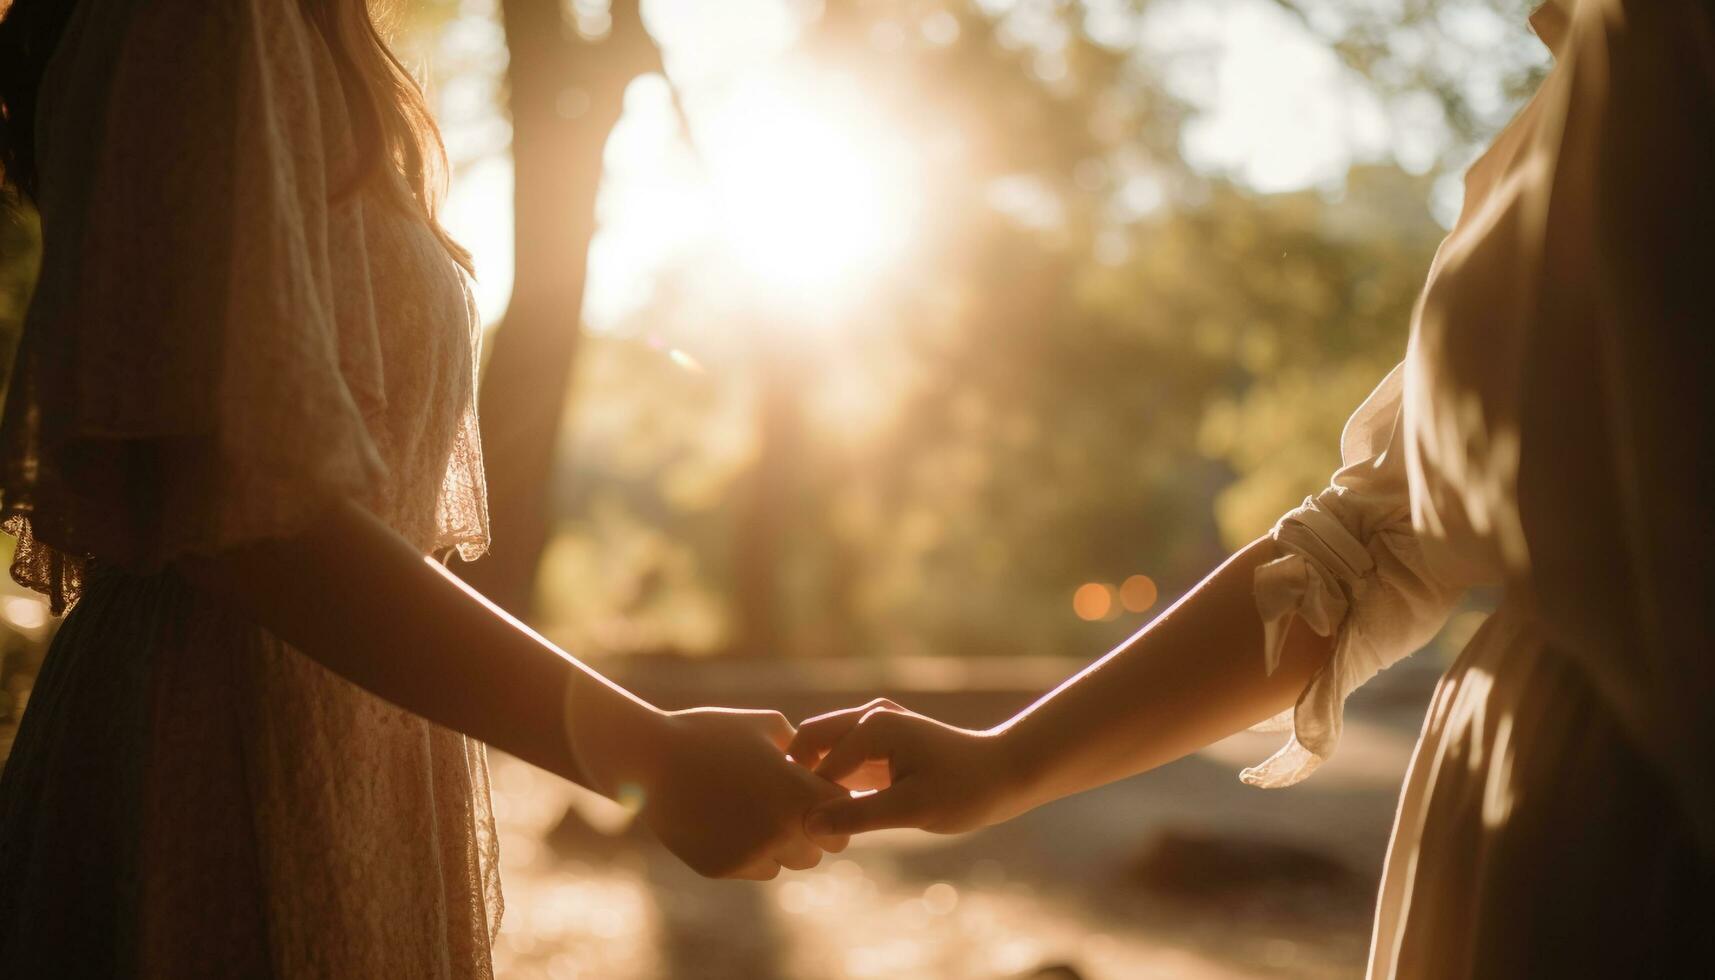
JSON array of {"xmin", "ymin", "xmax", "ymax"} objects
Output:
[
  {"xmin": 675, "ymin": 705, "xmax": 898, "ymax": 880},
  {"xmin": 813, "ymin": 706, "xmax": 905, "ymax": 784},
  {"xmin": 774, "ymin": 836, "xmax": 823, "ymax": 871},
  {"xmin": 787, "ymin": 699, "xmax": 901, "ymax": 768},
  {"xmin": 786, "ymin": 708, "xmax": 864, "ymax": 767},
  {"xmin": 830, "ymin": 758, "xmax": 893, "ymax": 793},
  {"xmin": 805, "ymin": 783, "xmax": 928, "ymax": 836},
  {"xmin": 788, "ymin": 753, "xmax": 851, "ymax": 851},
  {"xmin": 727, "ymin": 857, "xmax": 782, "ymax": 881}
]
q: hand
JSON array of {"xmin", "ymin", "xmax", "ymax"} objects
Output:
[
  {"xmin": 786, "ymin": 698, "xmax": 1028, "ymax": 837},
  {"xmin": 570, "ymin": 696, "xmax": 850, "ymax": 879}
]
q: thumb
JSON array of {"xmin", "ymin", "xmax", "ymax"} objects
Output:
[{"xmin": 804, "ymin": 783, "xmax": 927, "ymax": 836}]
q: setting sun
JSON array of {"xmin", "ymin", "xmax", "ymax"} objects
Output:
[
  {"xmin": 699, "ymin": 72, "xmax": 921, "ymax": 312},
  {"xmin": 456, "ymin": 66, "xmax": 928, "ymax": 334}
]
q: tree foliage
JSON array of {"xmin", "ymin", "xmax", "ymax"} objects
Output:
[{"xmin": 509, "ymin": 0, "xmax": 1537, "ymax": 658}]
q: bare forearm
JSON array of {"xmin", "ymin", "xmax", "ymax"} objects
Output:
[
  {"xmin": 997, "ymin": 537, "xmax": 1332, "ymax": 812},
  {"xmin": 179, "ymin": 499, "xmax": 660, "ymax": 792}
]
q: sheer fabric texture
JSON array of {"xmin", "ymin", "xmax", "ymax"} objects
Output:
[
  {"xmin": 1244, "ymin": 0, "xmax": 1714, "ymax": 974},
  {"xmin": 0, "ymin": 0, "xmax": 499, "ymax": 975}
]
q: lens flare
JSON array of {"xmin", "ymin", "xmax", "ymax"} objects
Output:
[{"xmin": 702, "ymin": 71, "xmax": 922, "ymax": 314}]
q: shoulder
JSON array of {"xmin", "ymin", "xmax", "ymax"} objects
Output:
[
  {"xmin": 35, "ymin": 0, "xmax": 355, "ymax": 210},
  {"xmin": 40, "ymin": 0, "xmax": 330, "ymax": 120}
]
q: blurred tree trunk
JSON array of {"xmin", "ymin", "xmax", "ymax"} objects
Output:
[
  {"xmin": 731, "ymin": 345, "xmax": 804, "ymax": 657},
  {"xmin": 459, "ymin": 0, "xmax": 657, "ymax": 617}
]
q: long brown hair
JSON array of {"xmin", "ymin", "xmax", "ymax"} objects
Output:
[{"xmin": 0, "ymin": 0, "xmax": 471, "ymax": 271}]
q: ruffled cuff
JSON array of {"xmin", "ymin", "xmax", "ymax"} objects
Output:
[{"xmin": 1243, "ymin": 491, "xmax": 1384, "ymax": 788}]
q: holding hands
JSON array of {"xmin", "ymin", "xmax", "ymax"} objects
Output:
[
  {"xmin": 633, "ymin": 708, "xmax": 853, "ymax": 879},
  {"xmin": 567, "ymin": 692, "xmax": 851, "ymax": 880},
  {"xmin": 789, "ymin": 699, "xmax": 1035, "ymax": 838},
  {"xmin": 567, "ymin": 690, "xmax": 1030, "ymax": 881}
]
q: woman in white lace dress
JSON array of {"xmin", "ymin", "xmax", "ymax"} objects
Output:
[
  {"xmin": 0, "ymin": 1, "xmax": 844, "ymax": 975},
  {"xmin": 790, "ymin": 1, "xmax": 1713, "ymax": 973}
]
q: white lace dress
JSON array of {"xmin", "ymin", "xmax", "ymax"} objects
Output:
[
  {"xmin": 0, "ymin": 1, "xmax": 499, "ymax": 975},
  {"xmin": 1244, "ymin": 1, "xmax": 1713, "ymax": 975}
]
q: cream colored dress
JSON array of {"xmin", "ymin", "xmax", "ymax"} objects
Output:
[
  {"xmin": 0, "ymin": 1, "xmax": 498, "ymax": 975},
  {"xmin": 1246, "ymin": 0, "xmax": 1714, "ymax": 974}
]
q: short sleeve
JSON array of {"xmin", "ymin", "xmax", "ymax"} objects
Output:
[
  {"xmin": 1242, "ymin": 365, "xmax": 1468, "ymax": 788},
  {"xmin": 0, "ymin": 0, "xmax": 389, "ymax": 612}
]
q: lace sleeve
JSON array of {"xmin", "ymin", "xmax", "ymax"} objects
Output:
[{"xmin": 0, "ymin": 0, "xmax": 388, "ymax": 612}]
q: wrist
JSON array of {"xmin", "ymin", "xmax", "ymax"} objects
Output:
[
  {"xmin": 986, "ymin": 716, "xmax": 1052, "ymax": 818},
  {"xmin": 563, "ymin": 673, "xmax": 673, "ymax": 800}
]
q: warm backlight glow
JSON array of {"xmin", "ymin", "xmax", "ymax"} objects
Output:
[
  {"xmin": 700, "ymin": 72, "xmax": 921, "ymax": 313},
  {"xmin": 445, "ymin": 67, "xmax": 924, "ymax": 332}
]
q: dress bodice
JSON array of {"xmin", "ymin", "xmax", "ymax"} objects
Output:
[{"xmin": 0, "ymin": 0, "xmax": 488, "ymax": 611}]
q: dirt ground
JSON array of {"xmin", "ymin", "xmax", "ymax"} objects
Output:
[{"xmin": 487, "ymin": 655, "xmax": 1442, "ymax": 980}]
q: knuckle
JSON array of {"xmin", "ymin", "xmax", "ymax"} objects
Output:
[
  {"xmin": 801, "ymin": 707, "xmax": 845, "ymax": 728},
  {"xmin": 859, "ymin": 707, "xmax": 899, "ymax": 732}
]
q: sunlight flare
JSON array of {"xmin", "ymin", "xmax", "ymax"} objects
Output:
[{"xmin": 699, "ymin": 71, "xmax": 921, "ymax": 314}]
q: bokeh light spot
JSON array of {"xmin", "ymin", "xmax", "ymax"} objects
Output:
[
  {"xmin": 1, "ymin": 595, "xmax": 48, "ymax": 631},
  {"xmin": 1119, "ymin": 574, "xmax": 1158, "ymax": 613},
  {"xmin": 1072, "ymin": 582, "xmax": 1113, "ymax": 621},
  {"xmin": 922, "ymin": 881, "xmax": 959, "ymax": 915}
]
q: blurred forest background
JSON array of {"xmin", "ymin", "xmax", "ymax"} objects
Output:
[
  {"xmin": 0, "ymin": 0, "xmax": 1544, "ymax": 663},
  {"xmin": 0, "ymin": 0, "xmax": 1546, "ymax": 976},
  {"xmin": 428, "ymin": 0, "xmax": 1540, "ymax": 665}
]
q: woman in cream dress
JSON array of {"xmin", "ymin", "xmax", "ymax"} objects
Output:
[
  {"xmin": 789, "ymin": 0, "xmax": 1713, "ymax": 974},
  {"xmin": 0, "ymin": 1, "xmax": 845, "ymax": 974}
]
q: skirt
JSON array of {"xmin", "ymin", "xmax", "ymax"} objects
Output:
[
  {"xmin": 0, "ymin": 566, "xmax": 500, "ymax": 977},
  {"xmin": 1370, "ymin": 600, "xmax": 1712, "ymax": 977}
]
